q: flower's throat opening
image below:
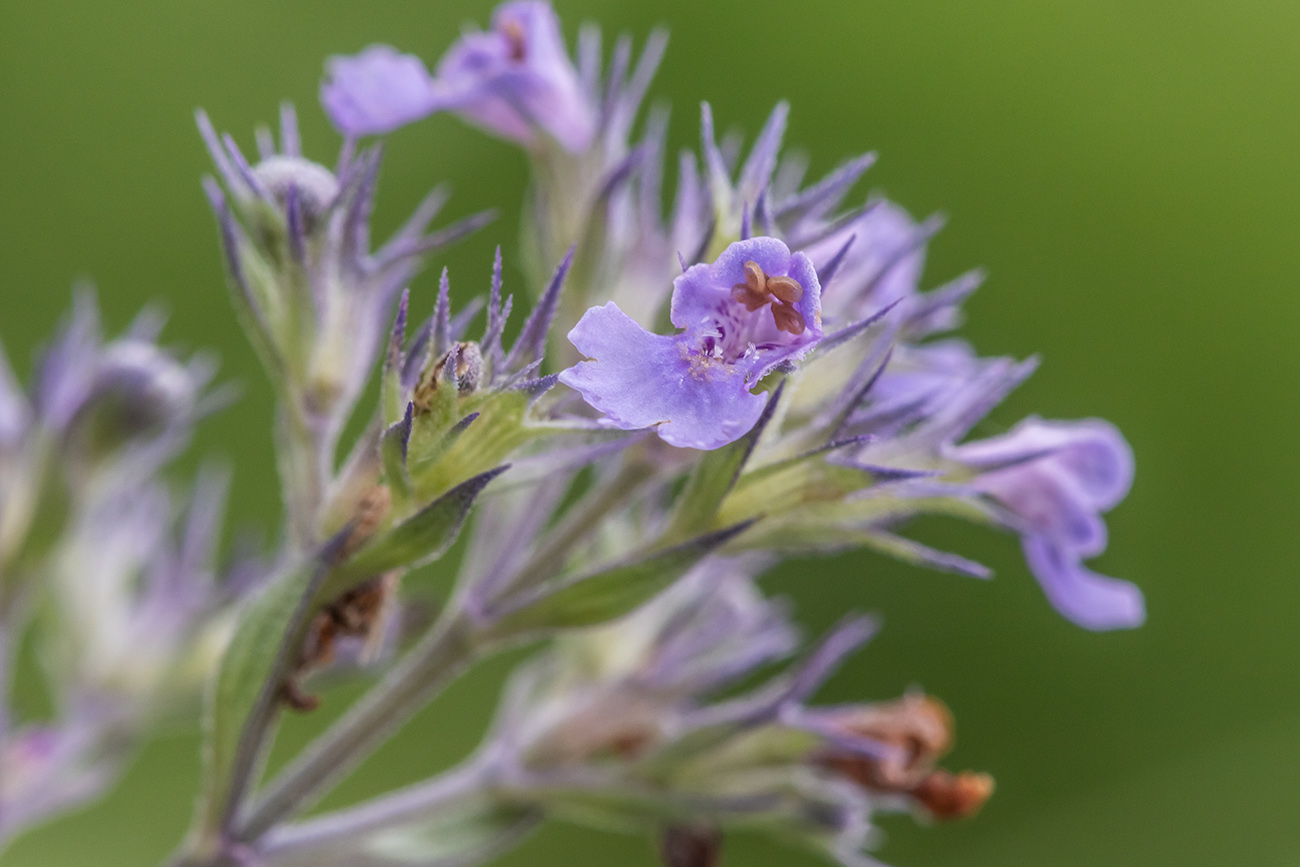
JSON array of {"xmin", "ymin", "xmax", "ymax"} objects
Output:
[{"xmin": 730, "ymin": 260, "xmax": 807, "ymax": 335}]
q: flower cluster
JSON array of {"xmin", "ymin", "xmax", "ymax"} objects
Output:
[
  {"xmin": 0, "ymin": 296, "xmax": 236, "ymax": 842},
  {"xmin": 0, "ymin": 3, "xmax": 1144, "ymax": 866}
]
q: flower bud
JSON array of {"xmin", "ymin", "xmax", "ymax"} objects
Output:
[
  {"xmin": 251, "ymin": 155, "xmax": 340, "ymax": 230},
  {"xmin": 65, "ymin": 340, "xmax": 195, "ymax": 464},
  {"xmin": 414, "ymin": 342, "xmax": 485, "ymax": 412}
]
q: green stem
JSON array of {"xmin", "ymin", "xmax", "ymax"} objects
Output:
[{"xmin": 235, "ymin": 612, "xmax": 481, "ymax": 841}]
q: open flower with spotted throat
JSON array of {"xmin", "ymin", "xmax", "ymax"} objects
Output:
[{"xmin": 559, "ymin": 237, "xmax": 822, "ymax": 450}]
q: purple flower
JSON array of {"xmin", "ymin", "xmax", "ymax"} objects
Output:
[
  {"xmin": 432, "ymin": 1, "xmax": 594, "ymax": 152},
  {"xmin": 559, "ymin": 237, "xmax": 822, "ymax": 450},
  {"xmin": 321, "ymin": 45, "xmax": 442, "ymax": 137},
  {"xmin": 948, "ymin": 417, "xmax": 1144, "ymax": 630},
  {"xmin": 804, "ymin": 200, "xmax": 929, "ymax": 322}
]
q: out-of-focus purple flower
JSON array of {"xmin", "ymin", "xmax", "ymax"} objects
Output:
[
  {"xmin": 559, "ymin": 237, "xmax": 822, "ymax": 450},
  {"xmin": 321, "ymin": 46, "xmax": 442, "ymax": 138},
  {"xmin": 0, "ymin": 344, "xmax": 26, "ymax": 453},
  {"xmin": 432, "ymin": 1, "xmax": 595, "ymax": 152},
  {"xmin": 948, "ymin": 417, "xmax": 1143, "ymax": 630},
  {"xmin": 804, "ymin": 200, "xmax": 929, "ymax": 322},
  {"xmin": 0, "ymin": 717, "xmax": 118, "ymax": 842},
  {"xmin": 29, "ymin": 295, "xmax": 213, "ymax": 478}
]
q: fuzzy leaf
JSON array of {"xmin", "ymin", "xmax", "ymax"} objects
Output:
[
  {"xmin": 381, "ymin": 402, "xmax": 414, "ymax": 501},
  {"xmin": 381, "ymin": 290, "xmax": 410, "ymax": 425},
  {"xmin": 326, "ymin": 465, "xmax": 508, "ymax": 591},
  {"xmin": 197, "ymin": 540, "xmax": 345, "ymax": 841}
]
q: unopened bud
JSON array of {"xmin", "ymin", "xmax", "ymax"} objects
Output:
[
  {"xmin": 413, "ymin": 342, "xmax": 484, "ymax": 413},
  {"xmin": 66, "ymin": 341, "xmax": 195, "ymax": 461},
  {"xmin": 251, "ymin": 155, "xmax": 339, "ymax": 226},
  {"xmin": 451, "ymin": 342, "xmax": 483, "ymax": 394}
]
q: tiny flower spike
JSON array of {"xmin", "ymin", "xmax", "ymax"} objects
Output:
[
  {"xmin": 0, "ymin": 2, "xmax": 1151, "ymax": 864},
  {"xmin": 560, "ymin": 237, "xmax": 822, "ymax": 449},
  {"xmin": 197, "ymin": 103, "xmax": 492, "ymax": 550}
]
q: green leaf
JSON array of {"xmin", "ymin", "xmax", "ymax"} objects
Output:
[
  {"xmin": 664, "ymin": 382, "xmax": 784, "ymax": 544},
  {"xmin": 493, "ymin": 520, "xmax": 757, "ymax": 634},
  {"xmin": 325, "ymin": 465, "xmax": 508, "ymax": 592},
  {"xmin": 195, "ymin": 538, "xmax": 346, "ymax": 843},
  {"xmin": 381, "ymin": 402, "xmax": 414, "ymax": 502},
  {"xmin": 410, "ymin": 388, "xmax": 533, "ymax": 500},
  {"xmin": 717, "ymin": 448, "xmax": 871, "ymax": 528},
  {"xmin": 380, "ymin": 290, "xmax": 410, "ymax": 426}
]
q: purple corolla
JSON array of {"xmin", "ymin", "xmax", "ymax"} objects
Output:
[
  {"xmin": 948, "ymin": 417, "xmax": 1144, "ymax": 630},
  {"xmin": 560, "ymin": 237, "xmax": 822, "ymax": 450},
  {"xmin": 321, "ymin": 46, "xmax": 442, "ymax": 137},
  {"xmin": 433, "ymin": 1, "xmax": 594, "ymax": 152},
  {"xmin": 319, "ymin": 2, "xmax": 594, "ymax": 151}
]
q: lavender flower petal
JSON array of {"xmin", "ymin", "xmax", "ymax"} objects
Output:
[
  {"xmin": 321, "ymin": 45, "xmax": 442, "ymax": 137},
  {"xmin": 559, "ymin": 302, "xmax": 767, "ymax": 450},
  {"xmin": 1022, "ymin": 536, "xmax": 1145, "ymax": 630},
  {"xmin": 432, "ymin": 1, "xmax": 595, "ymax": 152}
]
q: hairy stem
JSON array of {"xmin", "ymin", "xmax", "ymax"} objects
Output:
[
  {"xmin": 235, "ymin": 612, "xmax": 481, "ymax": 841},
  {"xmin": 274, "ymin": 399, "xmax": 333, "ymax": 554}
]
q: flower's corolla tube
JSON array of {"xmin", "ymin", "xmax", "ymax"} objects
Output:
[
  {"xmin": 432, "ymin": 1, "xmax": 595, "ymax": 152},
  {"xmin": 948, "ymin": 417, "xmax": 1143, "ymax": 630},
  {"xmin": 560, "ymin": 237, "xmax": 822, "ymax": 449}
]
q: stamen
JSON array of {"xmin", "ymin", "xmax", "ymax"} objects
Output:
[
  {"xmin": 766, "ymin": 274, "xmax": 804, "ymax": 304},
  {"xmin": 742, "ymin": 260, "xmax": 767, "ymax": 295},
  {"xmin": 731, "ymin": 261, "xmax": 808, "ymax": 333},
  {"xmin": 731, "ymin": 282, "xmax": 769, "ymax": 311},
  {"xmin": 771, "ymin": 302, "xmax": 807, "ymax": 335},
  {"xmin": 502, "ymin": 19, "xmax": 527, "ymax": 62}
]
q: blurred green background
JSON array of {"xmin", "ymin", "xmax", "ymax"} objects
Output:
[{"xmin": 1, "ymin": 0, "xmax": 1296, "ymax": 864}]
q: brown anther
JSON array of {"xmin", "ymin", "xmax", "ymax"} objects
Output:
[
  {"xmin": 765, "ymin": 274, "xmax": 804, "ymax": 304},
  {"xmin": 730, "ymin": 282, "xmax": 770, "ymax": 311},
  {"xmin": 911, "ymin": 770, "xmax": 995, "ymax": 820},
  {"xmin": 770, "ymin": 302, "xmax": 807, "ymax": 335},
  {"xmin": 659, "ymin": 824, "xmax": 722, "ymax": 867},
  {"xmin": 741, "ymin": 260, "xmax": 768, "ymax": 295},
  {"xmin": 502, "ymin": 18, "xmax": 527, "ymax": 61}
]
